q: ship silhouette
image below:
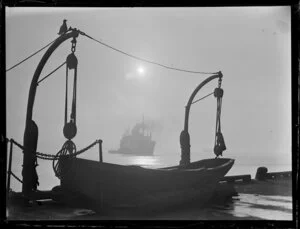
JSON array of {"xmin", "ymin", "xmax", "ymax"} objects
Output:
[{"xmin": 109, "ymin": 119, "xmax": 155, "ymax": 156}]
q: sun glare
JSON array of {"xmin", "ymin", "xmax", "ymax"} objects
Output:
[
  {"xmin": 125, "ymin": 66, "xmax": 147, "ymax": 80},
  {"xmin": 137, "ymin": 66, "xmax": 145, "ymax": 75}
]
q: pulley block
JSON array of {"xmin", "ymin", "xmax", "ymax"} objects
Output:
[
  {"xmin": 214, "ymin": 87, "xmax": 224, "ymax": 98},
  {"xmin": 63, "ymin": 121, "xmax": 77, "ymax": 140},
  {"xmin": 66, "ymin": 53, "xmax": 78, "ymax": 70}
]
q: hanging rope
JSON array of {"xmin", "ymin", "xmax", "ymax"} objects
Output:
[
  {"xmin": 8, "ymin": 171, "xmax": 23, "ymax": 184},
  {"xmin": 37, "ymin": 61, "xmax": 66, "ymax": 85},
  {"xmin": 6, "ymin": 37, "xmax": 58, "ymax": 72},
  {"xmin": 213, "ymin": 85, "xmax": 226, "ymax": 158},
  {"xmin": 70, "ymin": 66, "xmax": 77, "ymax": 123},
  {"xmin": 79, "ymin": 31, "xmax": 218, "ymax": 75},
  {"xmin": 52, "ymin": 138, "xmax": 100, "ymax": 179},
  {"xmin": 65, "ymin": 63, "xmax": 69, "ymax": 125},
  {"xmin": 191, "ymin": 92, "xmax": 214, "ymax": 105},
  {"xmin": 63, "ymin": 40, "xmax": 78, "ymax": 140},
  {"xmin": 53, "ymin": 140, "xmax": 76, "ymax": 178}
]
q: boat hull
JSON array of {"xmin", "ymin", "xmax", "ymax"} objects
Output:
[{"xmin": 59, "ymin": 157, "xmax": 234, "ymax": 210}]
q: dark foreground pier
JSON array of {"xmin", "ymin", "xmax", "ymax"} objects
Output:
[
  {"xmin": 214, "ymin": 167, "xmax": 292, "ymax": 203},
  {"xmin": 6, "ymin": 167, "xmax": 292, "ymax": 220}
]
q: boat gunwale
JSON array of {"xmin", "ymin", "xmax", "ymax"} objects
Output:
[{"xmin": 60, "ymin": 156, "xmax": 234, "ymax": 173}]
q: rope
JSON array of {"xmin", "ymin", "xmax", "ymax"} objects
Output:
[
  {"xmin": 214, "ymin": 91, "xmax": 226, "ymax": 157},
  {"xmin": 6, "ymin": 37, "xmax": 58, "ymax": 72},
  {"xmin": 191, "ymin": 92, "xmax": 214, "ymax": 105},
  {"xmin": 218, "ymin": 98, "xmax": 223, "ymax": 131},
  {"xmin": 73, "ymin": 140, "xmax": 99, "ymax": 157},
  {"xmin": 6, "ymin": 27, "xmax": 218, "ymax": 75},
  {"xmin": 10, "ymin": 139, "xmax": 24, "ymax": 150},
  {"xmin": 8, "ymin": 138, "xmax": 99, "ymax": 161},
  {"xmin": 79, "ymin": 31, "xmax": 218, "ymax": 75},
  {"xmin": 37, "ymin": 61, "xmax": 66, "ymax": 85},
  {"xmin": 70, "ymin": 67, "xmax": 77, "ymax": 123},
  {"xmin": 65, "ymin": 64, "xmax": 68, "ymax": 124},
  {"xmin": 9, "ymin": 171, "xmax": 23, "ymax": 184}
]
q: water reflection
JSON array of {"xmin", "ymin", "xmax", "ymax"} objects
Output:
[
  {"xmin": 226, "ymin": 194, "xmax": 292, "ymax": 220},
  {"xmin": 127, "ymin": 155, "xmax": 161, "ymax": 168}
]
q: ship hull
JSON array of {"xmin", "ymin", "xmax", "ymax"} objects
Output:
[
  {"xmin": 58, "ymin": 157, "xmax": 234, "ymax": 210},
  {"xmin": 109, "ymin": 141, "xmax": 155, "ymax": 156}
]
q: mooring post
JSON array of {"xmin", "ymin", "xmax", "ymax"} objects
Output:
[
  {"xmin": 7, "ymin": 140, "xmax": 13, "ymax": 195},
  {"xmin": 255, "ymin": 167, "xmax": 268, "ymax": 181},
  {"xmin": 98, "ymin": 139, "xmax": 103, "ymax": 163}
]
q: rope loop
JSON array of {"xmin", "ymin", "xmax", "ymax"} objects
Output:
[
  {"xmin": 214, "ymin": 132, "xmax": 226, "ymax": 157},
  {"xmin": 53, "ymin": 140, "xmax": 76, "ymax": 179}
]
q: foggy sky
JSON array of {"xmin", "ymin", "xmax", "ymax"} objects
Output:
[{"xmin": 6, "ymin": 7, "xmax": 291, "ymax": 171}]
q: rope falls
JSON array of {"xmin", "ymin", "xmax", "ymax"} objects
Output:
[
  {"xmin": 63, "ymin": 37, "xmax": 78, "ymax": 140},
  {"xmin": 54, "ymin": 36, "xmax": 79, "ymax": 178},
  {"xmin": 180, "ymin": 72, "xmax": 226, "ymax": 166},
  {"xmin": 188, "ymin": 80, "xmax": 227, "ymax": 158},
  {"xmin": 213, "ymin": 79, "xmax": 226, "ymax": 158}
]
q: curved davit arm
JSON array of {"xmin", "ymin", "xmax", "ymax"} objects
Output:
[
  {"xmin": 26, "ymin": 30, "xmax": 79, "ymax": 122},
  {"xmin": 22, "ymin": 29, "xmax": 79, "ymax": 196},
  {"xmin": 180, "ymin": 71, "xmax": 222, "ymax": 166}
]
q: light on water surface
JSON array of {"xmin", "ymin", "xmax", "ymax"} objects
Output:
[
  {"xmin": 129, "ymin": 156, "xmax": 161, "ymax": 167},
  {"xmin": 229, "ymin": 194, "xmax": 292, "ymax": 220}
]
